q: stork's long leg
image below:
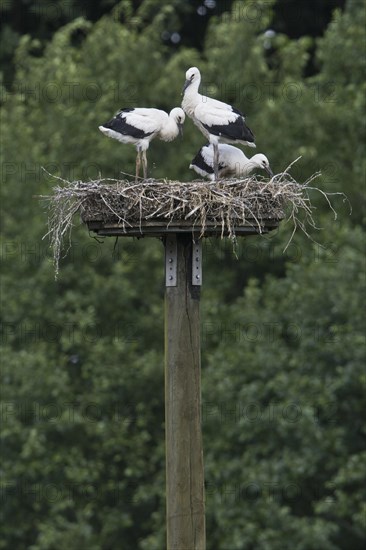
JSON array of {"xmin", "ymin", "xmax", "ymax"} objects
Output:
[
  {"xmin": 135, "ymin": 148, "xmax": 141, "ymax": 183},
  {"xmin": 213, "ymin": 142, "xmax": 219, "ymax": 180},
  {"xmin": 142, "ymin": 150, "xmax": 148, "ymax": 180}
]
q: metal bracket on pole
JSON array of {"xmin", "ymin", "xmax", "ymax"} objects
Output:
[
  {"xmin": 192, "ymin": 240, "xmax": 202, "ymax": 286},
  {"xmin": 165, "ymin": 235, "xmax": 177, "ymax": 286}
]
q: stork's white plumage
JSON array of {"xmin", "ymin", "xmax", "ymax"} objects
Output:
[
  {"xmin": 190, "ymin": 144, "xmax": 273, "ymax": 181},
  {"xmin": 99, "ymin": 107, "xmax": 185, "ymax": 181},
  {"xmin": 182, "ymin": 67, "xmax": 255, "ymax": 179}
]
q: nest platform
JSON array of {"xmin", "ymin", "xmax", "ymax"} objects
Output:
[
  {"xmin": 43, "ymin": 170, "xmax": 330, "ymax": 275},
  {"xmin": 78, "ymin": 178, "xmax": 287, "ymax": 238}
]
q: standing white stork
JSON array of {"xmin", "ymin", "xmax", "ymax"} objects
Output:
[
  {"xmin": 190, "ymin": 143, "xmax": 273, "ymax": 181},
  {"xmin": 181, "ymin": 67, "xmax": 256, "ymax": 180},
  {"xmin": 99, "ymin": 107, "xmax": 185, "ymax": 181}
]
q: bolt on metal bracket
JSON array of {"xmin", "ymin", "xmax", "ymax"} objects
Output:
[
  {"xmin": 165, "ymin": 236, "xmax": 177, "ymax": 286},
  {"xmin": 192, "ymin": 240, "xmax": 202, "ymax": 286}
]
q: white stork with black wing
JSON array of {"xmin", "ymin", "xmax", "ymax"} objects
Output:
[
  {"xmin": 99, "ymin": 107, "xmax": 185, "ymax": 181},
  {"xmin": 182, "ymin": 67, "xmax": 256, "ymax": 180},
  {"xmin": 190, "ymin": 143, "xmax": 273, "ymax": 181}
]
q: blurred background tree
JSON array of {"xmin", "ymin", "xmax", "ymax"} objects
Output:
[
  {"xmin": 1, "ymin": 1, "xmax": 365, "ymax": 549},
  {"xmin": 0, "ymin": 0, "xmax": 346, "ymax": 84}
]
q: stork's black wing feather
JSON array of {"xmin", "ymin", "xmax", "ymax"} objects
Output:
[
  {"xmin": 101, "ymin": 109, "xmax": 154, "ymax": 140},
  {"xmin": 202, "ymin": 117, "xmax": 255, "ymax": 144},
  {"xmin": 191, "ymin": 146, "xmax": 214, "ymax": 175}
]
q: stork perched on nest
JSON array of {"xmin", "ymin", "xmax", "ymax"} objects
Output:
[
  {"xmin": 182, "ymin": 67, "xmax": 255, "ymax": 180},
  {"xmin": 99, "ymin": 107, "xmax": 185, "ymax": 182},
  {"xmin": 190, "ymin": 144, "xmax": 273, "ymax": 181}
]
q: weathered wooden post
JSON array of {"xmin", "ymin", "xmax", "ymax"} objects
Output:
[
  {"xmin": 84, "ymin": 217, "xmax": 282, "ymax": 550},
  {"xmin": 164, "ymin": 235, "xmax": 205, "ymax": 549}
]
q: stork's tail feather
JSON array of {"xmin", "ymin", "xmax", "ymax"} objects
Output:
[{"xmin": 241, "ymin": 123, "xmax": 255, "ymax": 145}]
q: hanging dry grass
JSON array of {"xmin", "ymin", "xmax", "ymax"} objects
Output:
[{"xmin": 41, "ymin": 160, "xmax": 346, "ymax": 277}]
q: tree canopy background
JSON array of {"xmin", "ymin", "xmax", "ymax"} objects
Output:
[{"xmin": 0, "ymin": 1, "xmax": 365, "ymax": 549}]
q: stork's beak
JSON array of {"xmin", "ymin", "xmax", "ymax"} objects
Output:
[
  {"xmin": 178, "ymin": 122, "xmax": 184, "ymax": 138},
  {"xmin": 265, "ymin": 165, "xmax": 274, "ymax": 178},
  {"xmin": 182, "ymin": 79, "xmax": 191, "ymax": 95}
]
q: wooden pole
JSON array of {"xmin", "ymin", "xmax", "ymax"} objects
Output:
[{"xmin": 165, "ymin": 234, "xmax": 206, "ymax": 550}]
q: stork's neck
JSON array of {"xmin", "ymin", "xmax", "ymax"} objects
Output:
[
  {"xmin": 159, "ymin": 115, "xmax": 179, "ymax": 142},
  {"xmin": 239, "ymin": 156, "xmax": 258, "ymax": 177},
  {"xmin": 182, "ymin": 81, "xmax": 201, "ymax": 117}
]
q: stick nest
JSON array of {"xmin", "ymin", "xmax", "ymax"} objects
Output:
[{"xmin": 41, "ymin": 164, "xmax": 343, "ymax": 277}]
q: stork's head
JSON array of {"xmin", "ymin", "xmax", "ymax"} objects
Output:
[
  {"xmin": 182, "ymin": 67, "xmax": 201, "ymax": 94},
  {"xmin": 170, "ymin": 107, "xmax": 185, "ymax": 137},
  {"xmin": 250, "ymin": 154, "xmax": 273, "ymax": 177}
]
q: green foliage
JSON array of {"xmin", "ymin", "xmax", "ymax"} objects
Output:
[
  {"xmin": 1, "ymin": 0, "xmax": 365, "ymax": 548},
  {"xmin": 202, "ymin": 225, "xmax": 366, "ymax": 549}
]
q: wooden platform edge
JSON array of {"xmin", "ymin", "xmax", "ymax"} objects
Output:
[{"xmin": 85, "ymin": 218, "xmax": 283, "ymax": 238}]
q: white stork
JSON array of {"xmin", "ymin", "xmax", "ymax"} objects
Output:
[
  {"xmin": 181, "ymin": 67, "xmax": 255, "ymax": 180},
  {"xmin": 190, "ymin": 143, "xmax": 273, "ymax": 181},
  {"xmin": 99, "ymin": 107, "xmax": 185, "ymax": 181}
]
